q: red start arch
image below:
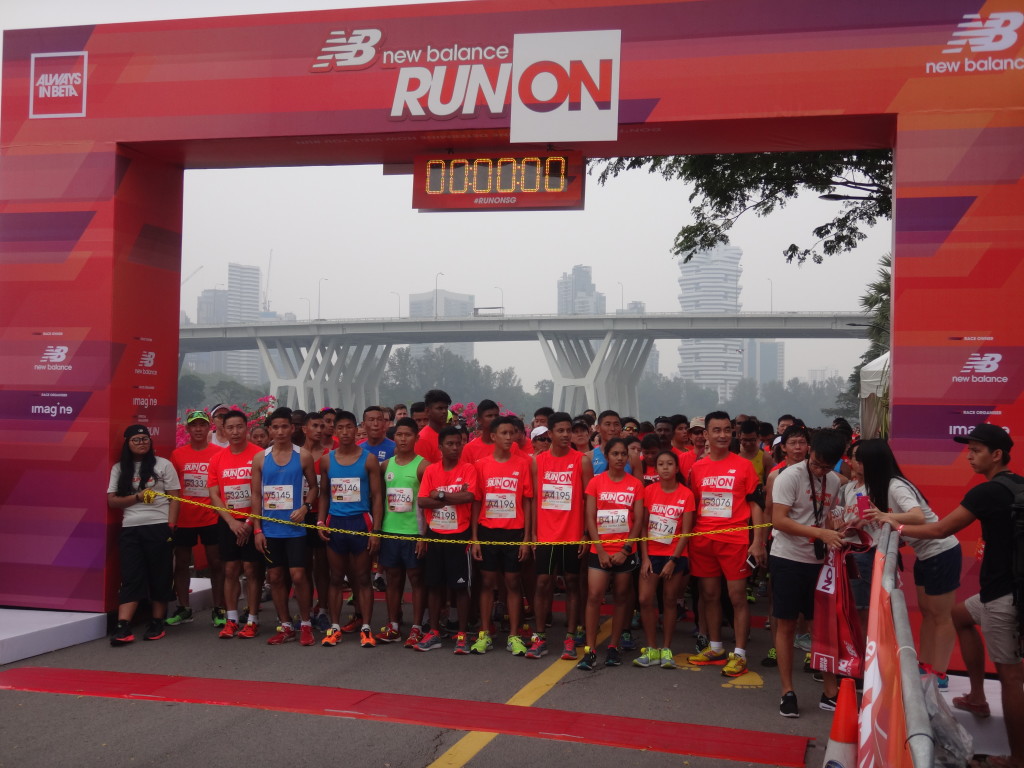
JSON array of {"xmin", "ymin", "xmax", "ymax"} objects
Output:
[{"xmin": 1, "ymin": 0, "xmax": 1022, "ymax": 616}]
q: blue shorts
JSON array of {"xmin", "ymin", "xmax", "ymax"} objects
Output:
[
  {"xmin": 913, "ymin": 543, "xmax": 961, "ymax": 596},
  {"xmin": 327, "ymin": 512, "xmax": 372, "ymax": 556},
  {"xmin": 380, "ymin": 534, "xmax": 422, "ymax": 570},
  {"xmin": 649, "ymin": 555, "xmax": 689, "ymax": 577}
]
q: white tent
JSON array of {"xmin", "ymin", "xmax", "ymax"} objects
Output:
[{"xmin": 859, "ymin": 352, "xmax": 890, "ymax": 438}]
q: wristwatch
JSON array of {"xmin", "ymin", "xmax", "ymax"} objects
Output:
[{"xmin": 437, "ymin": 490, "xmax": 446, "ymax": 501}]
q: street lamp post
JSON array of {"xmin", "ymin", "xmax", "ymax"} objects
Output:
[
  {"xmin": 434, "ymin": 272, "xmax": 444, "ymax": 318},
  {"xmin": 494, "ymin": 285, "xmax": 504, "ymax": 312},
  {"xmin": 390, "ymin": 291, "xmax": 401, "ymax": 318},
  {"xmin": 766, "ymin": 278, "xmax": 774, "ymax": 313},
  {"xmin": 317, "ymin": 277, "xmax": 328, "ymax": 320},
  {"xmin": 299, "ymin": 297, "xmax": 311, "ymax": 322},
  {"xmin": 617, "ymin": 281, "xmax": 624, "ymax": 311}
]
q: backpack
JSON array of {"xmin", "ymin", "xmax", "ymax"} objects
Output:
[{"xmin": 990, "ymin": 472, "xmax": 1024, "ymax": 645}]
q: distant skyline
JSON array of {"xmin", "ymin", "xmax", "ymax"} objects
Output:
[{"xmin": 7, "ymin": 0, "xmax": 886, "ymax": 394}]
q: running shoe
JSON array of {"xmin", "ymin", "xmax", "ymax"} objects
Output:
[
  {"xmin": 803, "ymin": 652, "xmax": 812, "ymax": 673},
  {"xmin": 110, "ymin": 621, "xmax": 134, "ymax": 647},
  {"xmin": 631, "ymin": 610, "xmax": 641, "ymax": 630},
  {"xmin": 143, "ymin": 619, "xmax": 166, "ymax": 641},
  {"xmin": 165, "ymin": 606, "xmax": 193, "ymax": 626},
  {"xmin": 576, "ymin": 646, "xmax": 597, "ymax": 672},
  {"xmin": 360, "ymin": 628, "xmax": 376, "ymax": 648},
  {"xmin": 341, "ymin": 616, "xmax": 361, "ymax": 633},
  {"xmin": 525, "ymin": 635, "xmax": 548, "ymax": 659},
  {"xmin": 936, "ymin": 673, "xmax": 949, "ymax": 691},
  {"xmin": 453, "ymin": 632, "xmax": 470, "ymax": 655},
  {"xmin": 375, "ymin": 625, "xmax": 401, "ymax": 643},
  {"xmin": 620, "ymin": 631, "xmax": 637, "ymax": 651},
  {"xmin": 267, "ymin": 625, "xmax": 296, "ymax": 645},
  {"xmin": 780, "ymin": 691, "xmax": 799, "ymax": 718},
  {"xmin": 660, "ymin": 648, "xmax": 677, "ymax": 669},
  {"xmin": 470, "ymin": 630, "xmax": 493, "ymax": 655},
  {"xmin": 507, "ymin": 635, "xmax": 528, "ymax": 657},
  {"xmin": 819, "ymin": 693, "xmax": 837, "ymax": 712},
  {"xmin": 404, "ymin": 627, "xmax": 424, "ymax": 649},
  {"xmin": 219, "ymin": 619, "xmax": 240, "ymax": 639},
  {"xmin": 212, "ymin": 607, "xmax": 227, "ymax": 628},
  {"xmin": 299, "ymin": 624, "xmax": 315, "ymax": 646},
  {"xmin": 794, "ymin": 632, "xmax": 812, "ymax": 653},
  {"xmin": 812, "ymin": 670, "xmax": 824, "ymax": 683},
  {"xmin": 238, "ymin": 621, "xmax": 259, "ymax": 639},
  {"xmin": 415, "ymin": 629, "xmax": 443, "ymax": 652},
  {"xmin": 633, "ymin": 647, "xmax": 659, "ymax": 668},
  {"xmin": 313, "ymin": 613, "xmax": 331, "ymax": 632},
  {"xmin": 722, "ymin": 653, "xmax": 748, "ymax": 677},
  {"xmin": 746, "ymin": 586, "xmax": 756, "ymax": 604},
  {"xmin": 519, "ymin": 623, "xmax": 533, "ymax": 642},
  {"xmin": 573, "ymin": 625, "xmax": 586, "ymax": 647},
  {"xmin": 761, "ymin": 647, "xmax": 778, "ymax": 667},
  {"xmin": 321, "ymin": 628, "xmax": 342, "ymax": 647},
  {"xmin": 605, "ymin": 646, "xmax": 622, "ymax": 667},
  {"xmin": 372, "ymin": 573, "xmax": 387, "ymax": 592},
  {"xmin": 687, "ymin": 646, "xmax": 728, "ymax": 666},
  {"xmin": 560, "ymin": 634, "xmax": 578, "ymax": 660},
  {"xmin": 694, "ymin": 633, "xmax": 710, "ymax": 653}
]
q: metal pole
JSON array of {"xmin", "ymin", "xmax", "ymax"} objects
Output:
[
  {"xmin": 767, "ymin": 278, "xmax": 774, "ymax": 313},
  {"xmin": 617, "ymin": 281, "xmax": 624, "ymax": 311},
  {"xmin": 317, "ymin": 277, "xmax": 328, "ymax": 320},
  {"xmin": 434, "ymin": 272, "xmax": 444, "ymax": 318},
  {"xmin": 494, "ymin": 285, "xmax": 504, "ymax": 311}
]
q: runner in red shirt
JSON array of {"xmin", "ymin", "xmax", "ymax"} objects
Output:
[
  {"xmin": 531, "ymin": 411, "xmax": 585, "ymax": 660},
  {"xmin": 577, "ymin": 438, "xmax": 644, "ymax": 671},
  {"xmin": 413, "ymin": 389, "xmax": 450, "ymax": 464},
  {"xmin": 686, "ymin": 411, "xmax": 766, "ymax": 678},
  {"xmin": 461, "ymin": 399, "xmax": 501, "ymax": 465},
  {"xmin": 416, "ymin": 426, "xmax": 479, "ymax": 653},
  {"xmin": 207, "ymin": 410, "xmax": 263, "ymax": 639},
  {"xmin": 168, "ymin": 411, "xmax": 225, "ymax": 628},
  {"xmin": 471, "ymin": 416, "xmax": 534, "ymax": 657},
  {"xmin": 635, "ymin": 450, "xmax": 695, "ymax": 668}
]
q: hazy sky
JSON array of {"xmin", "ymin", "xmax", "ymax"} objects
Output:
[{"xmin": 5, "ymin": 0, "xmax": 886, "ymax": 389}]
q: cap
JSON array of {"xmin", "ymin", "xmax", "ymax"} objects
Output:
[
  {"xmin": 953, "ymin": 423, "xmax": 1013, "ymax": 452},
  {"xmin": 571, "ymin": 419, "xmax": 590, "ymax": 430},
  {"xmin": 530, "ymin": 426, "xmax": 550, "ymax": 440},
  {"xmin": 689, "ymin": 417, "xmax": 706, "ymax": 431},
  {"xmin": 186, "ymin": 410, "xmax": 210, "ymax": 424},
  {"xmin": 209, "ymin": 403, "xmax": 229, "ymax": 416},
  {"xmin": 124, "ymin": 424, "xmax": 151, "ymax": 439}
]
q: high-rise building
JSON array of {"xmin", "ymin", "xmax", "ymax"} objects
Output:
[
  {"xmin": 677, "ymin": 246, "xmax": 744, "ymax": 400},
  {"xmin": 557, "ymin": 265, "xmax": 606, "ymax": 315},
  {"xmin": 616, "ymin": 300, "xmax": 659, "ymax": 377},
  {"xmin": 743, "ymin": 341, "xmax": 785, "ymax": 387},
  {"xmin": 191, "ymin": 288, "xmax": 229, "ymax": 375},
  {"xmin": 408, "ymin": 288, "xmax": 475, "ymax": 360},
  {"xmin": 225, "ymin": 263, "xmax": 263, "ymax": 386}
]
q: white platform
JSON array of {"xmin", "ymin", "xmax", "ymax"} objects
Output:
[
  {"xmin": 0, "ymin": 578, "xmax": 213, "ymax": 665},
  {"xmin": 945, "ymin": 674, "xmax": 1010, "ymax": 757}
]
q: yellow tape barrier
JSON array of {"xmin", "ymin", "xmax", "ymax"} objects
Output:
[{"xmin": 143, "ymin": 489, "xmax": 772, "ymax": 547}]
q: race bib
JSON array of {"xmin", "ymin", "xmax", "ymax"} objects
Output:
[
  {"xmin": 701, "ymin": 490, "xmax": 733, "ymax": 519},
  {"xmin": 649, "ymin": 513, "xmax": 678, "ymax": 545},
  {"xmin": 387, "ymin": 487, "xmax": 414, "ymax": 513},
  {"xmin": 331, "ymin": 477, "xmax": 361, "ymax": 504},
  {"xmin": 183, "ymin": 472, "xmax": 209, "ymax": 497},
  {"xmin": 263, "ymin": 484, "xmax": 293, "ymax": 511},
  {"xmin": 224, "ymin": 484, "xmax": 251, "ymax": 510},
  {"xmin": 541, "ymin": 483, "xmax": 572, "ymax": 511},
  {"xmin": 597, "ymin": 508, "xmax": 629, "ymax": 535},
  {"xmin": 432, "ymin": 505, "xmax": 458, "ymax": 531},
  {"xmin": 484, "ymin": 492, "xmax": 517, "ymax": 519}
]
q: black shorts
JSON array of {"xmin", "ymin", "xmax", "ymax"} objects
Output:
[
  {"xmin": 913, "ymin": 543, "xmax": 962, "ymax": 596},
  {"xmin": 173, "ymin": 523, "xmax": 218, "ymax": 548},
  {"xmin": 380, "ymin": 534, "xmax": 422, "ymax": 571},
  {"xmin": 770, "ymin": 555, "xmax": 821, "ymax": 621},
  {"xmin": 587, "ymin": 551, "xmax": 639, "ymax": 573},
  {"xmin": 649, "ymin": 555, "xmax": 689, "ymax": 577},
  {"xmin": 305, "ymin": 511, "xmax": 325, "ymax": 549},
  {"xmin": 217, "ymin": 518, "xmax": 262, "ymax": 563},
  {"xmin": 265, "ymin": 535, "xmax": 308, "ymax": 571},
  {"xmin": 535, "ymin": 543, "xmax": 582, "ymax": 576},
  {"xmin": 424, "ymin": 532, "xmax": 471, "ymax": 591},
  {"xmin": 478, "ymin": 526, "xmax": 525, "ymax": 574},
  {"xmin": 118, "ymin": 523, "xmax": 174, "ymax": 604}
]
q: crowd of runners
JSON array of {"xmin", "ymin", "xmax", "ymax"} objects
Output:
[{"xmin": 107, "ymin": 391, "xmax": 1022, "ymax": 741}]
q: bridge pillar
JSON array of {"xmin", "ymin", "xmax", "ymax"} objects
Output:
[
  {"xmin": 257, "ymin": 338, "xmax": 391, "ymax": 413},
  {"xmin": 538, "ymin": 332, "xmax": 652, "ymax": 415}
]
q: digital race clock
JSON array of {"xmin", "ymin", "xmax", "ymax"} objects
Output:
[{"xmin": 412, "ymin": 150, "xmax": 584, "ymax": 211}]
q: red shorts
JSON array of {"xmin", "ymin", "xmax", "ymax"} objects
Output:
[{"xmin": 688, "ymin": 534, "xmax": 751, "ymax": 581}]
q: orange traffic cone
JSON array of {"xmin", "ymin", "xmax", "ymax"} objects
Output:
[{"xmin": 821, "ymin": 677, "xmax": 858, "ymax": 767}]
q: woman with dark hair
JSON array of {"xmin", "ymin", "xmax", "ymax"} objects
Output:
[
  {"xmin": 860, "ymin": 438, "xmax": 961, "ymax": 687},
  {"xmin": 105, "ymin": 425, "xmax": 181, "ymax": 646}
]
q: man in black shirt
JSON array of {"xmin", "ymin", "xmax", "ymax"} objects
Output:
[{"xmin": 897, "ymin": 424, "xmax": 1021, "ymax": 768}]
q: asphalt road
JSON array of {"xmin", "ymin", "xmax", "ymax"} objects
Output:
[{"xmin": 0, "ymin": 596, "xmax": 835, "ymax": 768}]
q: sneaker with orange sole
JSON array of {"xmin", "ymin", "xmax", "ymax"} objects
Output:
[
  {"xmin": 218, "ymin": 620, "xmax": 240, "ymax": 639},
  {"xmin": 238, "ymin": 621, "xmax": 259, "ymax": 639},
  {"xmin": 360, "ymin": 628, "xmax": 376, "ymax": 648}
]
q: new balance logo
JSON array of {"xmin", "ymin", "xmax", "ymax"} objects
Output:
[
  {"xmin": 943, "ymin": 13, "xmax": 1023, "ymax": 54},
  {"xmin": 961, "ymin": 353, "xmax": 1002, "ymax": 374},
  {"xmin": 138, "ymin": 351, "xmax": 156, "ymax": 367},
  {"xmin": 310, "ymin": 29, "xmax": 382, "ymax": 71},
  {"xmin": 40, "ymin": 345, "xmax": 68, "ymax": 363}
]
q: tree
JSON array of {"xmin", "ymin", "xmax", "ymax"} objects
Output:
[
  {"xmin": 177, "ymin": 373, "xmax": 205, "ymax": 411},
  {"xmin": 592, "ymin": 150, "xmax": 892, "ymax": 264}
]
